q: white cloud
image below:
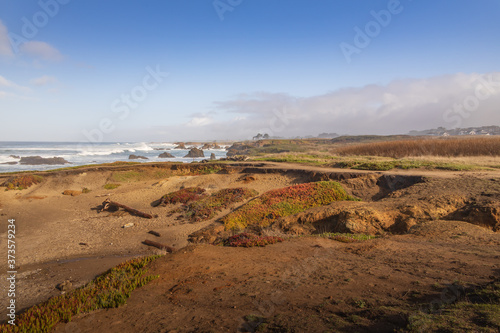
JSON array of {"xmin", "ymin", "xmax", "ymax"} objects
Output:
[
  {"xmin": 30, "ymin": 75, "xmax": 57, "ymax": 86},
  {"xmin": 0, "ymin": 75, "xmax": 30, "ymax": 92},
  {"xmin": 20, "ymin": 41, "xmax": 63, "ymax": 61},
  {"xmin": 0, "ymin": 20, "xmax": 13, "ymax": 57},
  {"xmin": 186, "ymin": 116, "xmax": 214, "ymax": 127},
  {"xmin": 147, "ymin": 72, "xmax": 500, "ymax": 141}
]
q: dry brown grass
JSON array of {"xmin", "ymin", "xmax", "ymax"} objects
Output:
[{"xmin": 335, "ymin": 137, "xmax": 500, "ymax": 158}]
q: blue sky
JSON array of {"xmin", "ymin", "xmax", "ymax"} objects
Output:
[{"xmin": 0, "ymin": 0, "xmax": 499, "ymax": 141}]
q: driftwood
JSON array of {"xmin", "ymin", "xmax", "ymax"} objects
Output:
[
  {"xmin": 100, "ymin": 199, "xmax": 152, "ymax": 219},
  {"xmin": 143, "ymin": 240, "xmax": 175, "ymax": 252},
  {"xmin": 148, "ymin": 230, "xmax": 161, "ymax": 237}
]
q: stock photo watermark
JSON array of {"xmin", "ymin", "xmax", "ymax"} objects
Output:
[
  {"xmin": 6, "ymin": 219, "xmax": 17, "ymax": 325},
  {"xmin": 213, "ymin": 0, "xmax": 243, "ymax": 21},
  {"xmin": 8, "ymin": 0, "xmax": 71, "ymax": 54},
  {"xmin": 81, "ymin": 65, "xmax": 168, "ymax": 144},
  {"xmin": 443, "ymin": 73, "xmax": 500, "ymax": 128},
  {"xmin": 339, "ymin": 0, "xmax": 411, "ymax": 64}
]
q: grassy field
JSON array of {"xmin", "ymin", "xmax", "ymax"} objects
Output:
[
  {"xmin": 335, "ymin": 136, "xmax": 500, "ymax": 158},
  {"xmin": 246, "ymin": 136, "xmax": 500, "ymax": 171}
]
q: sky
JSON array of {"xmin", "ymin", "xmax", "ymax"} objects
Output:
[{"xmin": 0, "ymin": 0, "xmax": 499, "ymax": 142}]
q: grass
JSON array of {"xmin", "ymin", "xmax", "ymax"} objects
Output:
[
  {"xmin": 318, "ymin": 232, "xmax": 376, "ymax": 243},
  {"xmin": 103, "ymin": 183, "xmax": 121, "ymax": 190},
  {"xmin": 407, "ymin": 280, "xmax": 500, "ymax": 332},
  {"xmin": 0, "ymin": 255, "xmax": 160, "ymax": 333},
  {"xmin": 221, "ymin": 181, "xmax": 358, "ymax": 231},
  {"xmin": 1, "ymin": 174, "xmax": 43, "ymax": 190},
  {"xmin": 252, "ymin": 153, "xmax": 334, "ymax": 165},
  {"xmin": 110, "ymin": 169, "xmax": 171, "ymax": 182},
  {"xmin": 222, "ymin": 233, "xmax": 284, "ymax": 247},
  {"xmin": 329, "ymin": 157, "xmax": 480, "ymax": 171},
  {"xmin": 50, "ymin": 161, "xmax": 143, "ymax": 172},
  {"xmin": 178, "ymin": 187, "xmax": 258, "ymax": 222},
  {"xmin": 335, "ymin": 137, "xmax": 500, "ymax": 158}
]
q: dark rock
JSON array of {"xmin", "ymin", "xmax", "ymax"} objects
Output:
[
  {"xmin": 201, "ymin": 143, "xmax": 222, "ymax": 150},
  {"xmin": 153, "ymin": 148, "xmax": 166, "ymax": 150},
  {"xmin": 19, "ymin": 156, "xmax": 70, "ymax": 165},
  {"xmin": 219, "ymin": 155, "xmax": 248, "ymax": 161},
  {"xmin": 174, "ymin": 142, "xmax": 186, "ymax": 149},
  {"xmin": 226, "ymin": 142, "xmax": 252, "ymax": 156},
  {"xmin": 1, "ymin": 162, "xmax": 18, "ymax": 165},
  {"xmin": 158, "ymin": 152, "xmax": 175, "ymax": 158},
  {"xmin": 129, "ymin": 155, "xmax": 148, "ymax": 160},
  {"xmin": 9, "ymin": 155, "xmax": 20, "ymax": 159},
  {"xmin": 184, "ymin": 148, "xmax": 205, "ymax": 158},
  {"xmin": 210, "ymin": 153, "xmax": 216, "ymax": 160}
]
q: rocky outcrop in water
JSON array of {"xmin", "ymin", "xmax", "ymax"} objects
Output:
[
  {"xmin": 129, "ymin": 155, "xmax": 148, "ymax": 160},
  {"xmin": 19, "ymin": 156, "xmax": 70, "ymax": 165},
  {"xmin": 158, "ymin": 152, "xmax": 175, "ymax": 158},
  {"xmin": 174, "ymin": 142, "xmax": 186, "ymax": 149},
  {"xmin": 184, "ymin": 148, "xmax": 204, "ymax": 158}
]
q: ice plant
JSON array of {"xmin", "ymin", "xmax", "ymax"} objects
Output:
[
  {"xmin": 179, "ymin": 188, "xmax": 258, "ymax": 222},
  {"xmin": 222, "ymin": 181, "xmax": 358, "ymax": 230},
  {"xmin": 158, "ymin": 187, "xmax": 207, "ymax": 205},
  {"xmin": 0, "ymin": 255, "xmax": 160, "ymax": 333},
  {"xmin": 2, "ymin": 175, "xmax": 43, "ymax": 190}
]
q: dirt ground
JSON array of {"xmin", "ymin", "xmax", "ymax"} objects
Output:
[{"xmin": 0, "ymin": 162, "xmax": 499, "ymax": 332}]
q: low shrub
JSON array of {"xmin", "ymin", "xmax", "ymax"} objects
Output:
[
  {"xmin": 222, "ymin": 181, "xmax": 358, "ymax": 231},
  {"xmin": 179, "ymin": 188, "xmax": 258, "ymax": 222},
  {"xmin": 2, "ymin": 175, "xmax": 43, "ymax": 190}
]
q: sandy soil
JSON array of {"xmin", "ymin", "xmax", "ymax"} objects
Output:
[{"xmin": 0, "ymin": 162, "xmax": 499, "ymax": 332}]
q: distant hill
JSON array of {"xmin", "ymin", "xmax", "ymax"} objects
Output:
[{"xmin": 408, "ymin": 126, "xmax": 500, "ymax": 136}]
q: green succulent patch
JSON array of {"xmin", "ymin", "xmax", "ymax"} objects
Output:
[
  {"xmin": 0, "ymin": 255, "xmax": 160, "ymax": 333},
  {"xmin": 2, "ymin": 175, "xmax": 43, "ymax": 190},
  {"xmin": 221, "ymin": 181, "xmax": 358, "ymax": 231},
  {"xmin": 158, "ymin": 187, "xmax": 207, "ymax": 205},
  {"xmin": 178, "ymin": 187, "xmax": 258, "ymax": 222}
]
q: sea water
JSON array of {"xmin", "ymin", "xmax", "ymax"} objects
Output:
[{"xmin": 0, "ymin": 141, "xmax": 228, "ymax": 173}]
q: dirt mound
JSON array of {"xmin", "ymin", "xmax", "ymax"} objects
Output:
[{"xmin": 409, "ymin": 220, "xmax": 499, "ymax": 240}]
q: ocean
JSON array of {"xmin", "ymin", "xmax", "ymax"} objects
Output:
[{"xmin": 0, "ymin": 141, "xmax": 229, "ymax": 173}]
